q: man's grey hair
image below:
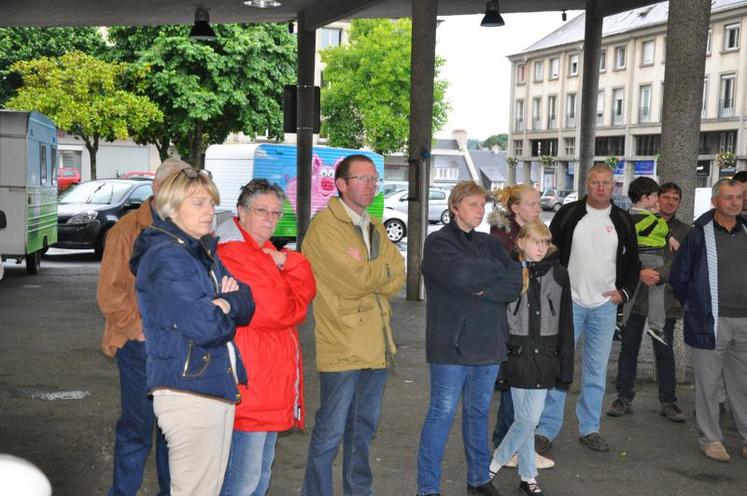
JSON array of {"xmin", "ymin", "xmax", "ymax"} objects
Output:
[
  {"xmin": 711, "ymin": 178, "xmax": 738, "ymax": 198},
  {"xmin": 154, "ymin": 158, "xmax": 192, "ymax": 184},
  {"xmin": 237, "ymin": 178, "xmax": 287, "ymax": 209}
]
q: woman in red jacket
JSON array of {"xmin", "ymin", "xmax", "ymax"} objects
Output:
[{"xmin": 216, "ymin": 179, "xmax": 316, "ymax": 496}]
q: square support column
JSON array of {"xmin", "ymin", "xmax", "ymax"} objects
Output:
[{"xmin": 295, "ymin": 13, "xmax": 316, "ymax": 249}]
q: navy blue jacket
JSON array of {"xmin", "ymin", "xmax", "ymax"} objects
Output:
[
  {"xmin": 130, "ymin": 218, "xmax": 255, "ymax": 402},
  {"xmin": 670, "ymin": 210, "xmax": 747, "ymax": 350},
  {"xmin": 422, "ymin": 221, "xmax": 523, "ymax": 365}
]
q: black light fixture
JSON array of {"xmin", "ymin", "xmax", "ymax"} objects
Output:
[
  {"xmin": 562, "ymin": 10, "xmax": 567, "ymax": 21},
  {"xmin": 189, "ymin": 6, "xmax": 216, "ymax": 41},
  {"xmin": 481, "ymin": 1, "xmax": 505, "ymax": 27}
]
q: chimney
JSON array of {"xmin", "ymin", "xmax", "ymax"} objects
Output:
[{"xmin": 452, "ymin": 129, "xmax": 468, "ymax": 151}]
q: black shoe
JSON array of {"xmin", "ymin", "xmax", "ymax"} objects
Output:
[
  {"xmin": 660, "ymin": 402, "xmax": 686, "ymax": 423},
  {"xmin": 534, "ymin": 434, "xmax": 552, "ymax": 454},
  {"xmin": 579, "ymin": 432, "xmax": 610, "ymax": 452},
  {"xmin": 467, "ymin": 481, "xmax": 503, "ymax": 496},
  {"xmin": 518, "ymin": 480, "xmax": 544, "ymax": 496},
  {"xmin": 607, "ymin": 397, "xmax": 633, "ymax": 417}
]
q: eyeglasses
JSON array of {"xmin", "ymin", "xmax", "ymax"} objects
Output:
[
  {"xmin": 526, "ymin": 238, "xmax": 551, "ymax": 247},
  {"xmin": 181, "ymin": 168, "xmax": 212, "ymax": 179},
  {"xmin": 345, "ymin": 175, "xmax": 381, "ymax": 187},
  {"xmin": 250, "ymin": 207, "xmax": 284, "ymax": 220}
]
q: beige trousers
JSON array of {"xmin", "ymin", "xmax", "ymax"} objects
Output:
[{"xmin": 153, "ymin": 390, "xmax": 235, "ymax": 496}]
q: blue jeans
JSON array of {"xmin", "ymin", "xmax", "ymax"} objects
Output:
[
  {"xmin": 109, "ymin": 340, "xmax": 169, "ymax": 496},
  {"xmin": 492, "ymin": 388, "xmax": 548, "ymax": 481},
  {"xmin": 616, "ymin": 314, "xmax": 678, "ymax": 404},
  {"xmin": 416, "ymin": 363, "xmax": 500, "ymax": 495},
  {"xmin": 491, "ymin": 389, "xmax": 514, "ymax": 448},
  {"xmin": 536, "ymin": 301, "xmax": 617, "ymax": 439},
  {"xmin": 301, "ymin": 369, "xmax": 387, "ymax": 496},
  {"xmin": 221, "ymin": 430, "xmax": 278, "ymax": 496}
]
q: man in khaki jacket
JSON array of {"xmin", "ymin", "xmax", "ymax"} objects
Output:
[
  {"xmin": 301, "ymin": 154, "xmax": 405, "ymax": 496},
  {"xmin": 97, "ymin": 158, "xmax": 189, "ymax": 496}
]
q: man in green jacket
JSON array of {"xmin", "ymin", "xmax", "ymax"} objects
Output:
[{"xmin": 301, "ymin": 154, "xmax": 405, "ymax": 496}]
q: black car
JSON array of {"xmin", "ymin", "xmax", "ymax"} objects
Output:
[{"xmin": 54, "ymin": 178, "xmax": 153, "ymax": 257}]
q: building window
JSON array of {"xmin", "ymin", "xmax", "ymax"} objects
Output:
[
  {"xmin": 702, "ymin": 77, "xmax": 708, "ymax": 118},
  {"xmin": 719, "ymin": 130, "xmax": 737, "ymax": 153},
  {"xmin": 517, "ymin": 64, "xmax": 526, "ymax": 84},
  {"xmin": 434, "ymin": 167, "xmax": 459, "ymax": 180},
  {"xmin": 532, "ymin": 97, "xmax": 542, "ymax": 130},
  {"xmin": 320, "ymin": 28, "xmax": 342, "ymax": 49},
  {"xmin": 534, "ymin": 61, "xmax": 544, "ymax": 81},
  {"xmin": 531, "ymin": 139, "xmax": 558, "ymax": 157},
  {"xmin": 599, "ymin": 49, "xmax": 607, "ymax": 72},
  {"xmin": 514, "ymin": 99, "xmax": 525, "ymax": 131},
  {"xmin": 568, "ymin": 54, "xmax": 579, "ymax": 76},
  {"xmin": 724, "ymin": 23, "xmax": 740, "ymax": 51},
  {"xmin": 719, "ymin": 74, "xmax": 736, "ymax": 117},
  {"xmin": 547, "ymin": 95, "xmax": 557, "ymax": 129},
  {"xmin": 595, "ymin": 136, "xmax": 626, "ymax": 156},
  {"xmin": 513, "ymin": 140, "xmax": 524, "ymax": 156},
  {"xmin": 641, "ymin": 40, "xmax": 655, "ymax": 66},
  {"xmin": 706, "ymin": 29, "xmax": 712, "ymax": 55},
  {"xmin": 614, "ymin": 46, "xmax": 626, "ymax": 70},
  {"xmin": 566, "ymin": 93, "xmax": 577, "ymax": 128},
  {"xmin": 612, "ymin": 88, "xmax": 624, "ymax": 125},
  {"xmin": 549, "ymin": 58, "xmax": 559, "ymax": 79},
  {"xmin": 596, "ymin": 90, "xmax": 605, "ymax": 126},
  {"xmin": 635, "ymin": 134, "xmax": 660, "ymax": 156},
  {"xmin": 564, "ymin": 138, "xmax": 576, "ymax": 156},
  {"xmin": 639, "ymin": 85, "xmax": 652, "ymax": 123}
]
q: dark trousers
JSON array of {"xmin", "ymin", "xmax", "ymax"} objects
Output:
[
  {"xmin": 615, "ymin": 313, "xmax": 677, "ymax": 404},
  {"xmin": 109, "ymin": 340, "xmax": 170, "ymax": 496},
  {"xmin": 491, "ymin": 389, "xmax": 515, "ymax": 449}
]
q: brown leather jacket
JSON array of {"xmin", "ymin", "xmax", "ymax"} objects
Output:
[{"xmin": 96, "ymin": 200, "xmax": 154, "ymax": 357}]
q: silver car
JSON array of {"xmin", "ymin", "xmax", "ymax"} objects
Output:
[{"xmin": 384, "ymin": 187, "xmax": 451, "ymax": 224}]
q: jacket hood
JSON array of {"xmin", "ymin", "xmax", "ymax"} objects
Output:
[
  {"xmin": 487, "ymin": 207, "xmax": 513, "ymax": 230},
  {"xmin": 130, "ymin": 217, "xmax": 217, "ymax": 275}
]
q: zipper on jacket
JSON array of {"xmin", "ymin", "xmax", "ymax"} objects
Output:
[
  {"xmin": 182, "ymin": 340, "xmax": 211, "ymax": 378},
  {"xmin": 374, "ymin": 294, "xmax": 394, "ymax": 366},
  {"xmin": 292, "ymin": 332, "xmax": 302, "ymax": 421}
]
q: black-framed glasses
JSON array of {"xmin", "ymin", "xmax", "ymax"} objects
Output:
[
  {"xmin": 181, "ymin": 168, "xmax": 212, "ymax": 179},
  {"xmin": 250, "ymin": 207, "xmax": 284, "ymax": 220}
]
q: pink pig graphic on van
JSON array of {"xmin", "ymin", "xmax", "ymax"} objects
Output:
[{"xmin": 285, "ymin": 154, "xmax": 341, "ymax": 216}]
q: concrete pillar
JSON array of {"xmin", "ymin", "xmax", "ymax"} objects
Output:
[
  {"xmin": 622, "ymin": 160, "xmax": 634, "ymax": 197},
  {"xmin": 295, "ymin": 13, "xmax": 316, "ymax": 249},
  {"xmin": 577, "ymin": 0, "xmax": 603, "ymax": 191},
  {"xmin": 522, "ymin": 162, "xmax": 532, "ymax": 185},
  {"xmin": 659, "ymin": 0, "xmax": 710, "ymax": 224},
  {"xmin": 557, "ymin": 162, "xmax": 568, "ymax": 191},
  {"xmin": 406, "ymin": 0, "xmax": 437, "ymax": 301}
]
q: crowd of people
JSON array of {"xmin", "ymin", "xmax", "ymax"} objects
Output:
[{"xmin": 95, "ymin": 154, "xmax": 747, "ymax": 496}]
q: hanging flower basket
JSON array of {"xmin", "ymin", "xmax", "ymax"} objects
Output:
[
  {"xmin": 540, "ymin": 155, "xmax": 557, "ymax": 168},
  {"xmin": 716, "ymin": 151, "xmax": 736, "ymax": 169},
  {"xmin": 604, "ymin": 156, "xmax": 619, "ymax": 170},
  {"xmin": 506, "ymin": 156, "xmax": 518, "ymax": 168}
]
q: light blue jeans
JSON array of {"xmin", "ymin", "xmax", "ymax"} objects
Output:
[
  {"xmin": 492, "ymin": 388, "xmax": 548, "ymax": 480},
  {"xmin": 416, "ymin": 363, "xmax": 500, "ymax": 495},
  {"xmin": 220, "ymin": 430, "xmax": 278, "ymax": 496},
  {"xmin": 536, "ymin": 300, "xmax": 618, "ymax": 439}
]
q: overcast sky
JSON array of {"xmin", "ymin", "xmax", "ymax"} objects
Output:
[{"xmin": 435, "ymin": 12, "xmax": 582, "ymax": 142}]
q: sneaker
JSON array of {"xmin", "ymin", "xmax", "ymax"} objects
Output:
[
  {"xmin": 660, "ymin": 402, "xmax": 686, "ymax": 423},
  {"xmin": 518, "ymin": 480, "xmax": 544, "ymax": 496},
  {"xmin": 607, "ymin": 397, "xmax": 633, "ymax": 417},
  {"xmin": 647, "ymin": 327, "xmax": 669, "ymax": 345},
  {"xmin": 534, "ymin": 434, "xmax": 552, "ymax": 454},
  {"xmin": 702, "ymin": 441, "xmax": 730, "ymax": 462},
  {"xmin": 579, "ymin": 432, "xmax": 610, "ymax": 452},
  {"xmin": 535, "ymin": 453, "xmax": 555, "ymax": 469}
]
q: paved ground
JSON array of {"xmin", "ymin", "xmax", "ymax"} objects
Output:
[{"xmin": 1, "ymin": 248, "xmax": 746, "ymax": 496}]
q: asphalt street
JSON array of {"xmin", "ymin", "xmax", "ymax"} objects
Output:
[{"xmin": 1, "ymin": 245, "xmax": 745, "ymax": 495}]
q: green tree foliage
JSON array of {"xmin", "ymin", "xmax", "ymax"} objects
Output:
[
  {"xmin": 107, "ymin": 24, "xmax": 296, "ymax": 166},
  {"xmin": 320, "ymin": 19, "xmax": 449, "ymax": 155},
  {"xmin": 0, "ymin": 27, "xmax": 106, "ymax": 105},
  {"xmin": 482, "ymin": 133, "xmax": 508, "ymax": 150},
  {"xmin": 6, "ymin": 51, "xmax": 163, "ymax": 179}
]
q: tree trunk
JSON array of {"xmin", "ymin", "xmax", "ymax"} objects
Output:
[
  {"xmin": 84, "ymin": 135, "xmax": 99, "ymax": 180},
  {"xmin": 190, "ymin": 122, "xmax": 204, "ymax": 169},
  {"xmin": 156, "ymin": 136, "xmax": 170, "ymax": 162}
]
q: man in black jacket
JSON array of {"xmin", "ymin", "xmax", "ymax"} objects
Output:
[{"xmin": 534, "ymin": 164, "xmax": 640, "ymax": 453}]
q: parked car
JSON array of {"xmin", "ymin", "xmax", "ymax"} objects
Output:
[
  {"xmin": 54, "ymin": 178, "xmax": 153, "ymax": 257},
  {"xmin": 119, "ymin": 170, "xmax": 155, "ymax": 179},
  {"xmin": 385, "ymin": 187, "xmax": 451, "ymax": 224},
  {"xmin": 383, "ymin": 207, "xmax": 408, "ymax": 243},
  {"xmin": 57, "ymin": 166, "xmax": 81, "ymax": 193},
  {"xmin": 562, "ymin": 191, "xmax": 578, "ymax": 205},
  {"xmin": 540, "ymin": 188, "xmax": 573, "ymax": 211},
  {"xmin": 381, "ymin": 181, "xmax": 409, "ymax": 196}
]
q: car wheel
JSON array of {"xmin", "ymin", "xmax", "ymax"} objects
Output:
[
  {"xmin": 25, "ymin": 250, "xmax": 41, "ymax": 275},
  {"xmin": 440, "ymin": 209, "xmax": 450, "ymax": 224},
  {"xmin": 384, "ymin": 219, "xmax": 406, "ymax": 243},
  {"xmin": 95, "ymin": 228, "xmax": 110, "ymax": 259},
  {"xmin": 552, "ymin": 202, "xmax": 562, "ymax": 212}
]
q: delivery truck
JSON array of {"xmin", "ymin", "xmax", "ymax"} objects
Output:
[{"xmin": 0, "ymin": 110, "xmax": 58, "ymax": 274}]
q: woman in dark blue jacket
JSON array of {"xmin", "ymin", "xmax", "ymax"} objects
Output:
[{"xmin": 131, "ymin": 168, "xmax": 254, "ymax": 496}]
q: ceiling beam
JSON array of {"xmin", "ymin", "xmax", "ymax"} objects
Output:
[{"xmin": 301, "ymin": 0, "xmax": 383, "ymax": 30}]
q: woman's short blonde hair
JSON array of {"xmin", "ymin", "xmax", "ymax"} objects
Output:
[
  {"xmin": 155, "ymin": 168, "xmax": 220, "ymax": 220},
  {"xmin": 448, "ymin": 181, "xmax": 487, "ymax": 220}
]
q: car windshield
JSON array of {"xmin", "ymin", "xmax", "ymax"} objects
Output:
[
  {"xmin": 385, "ymin": 188, "xmax": 407, "ymax": 198},
  {"xmin": 542, "ymin": 189, "xmax": 555, "ymax": 196},
  {"xmin": 59, "ymin": 181, "xmax": 132, "ymax": 205}
]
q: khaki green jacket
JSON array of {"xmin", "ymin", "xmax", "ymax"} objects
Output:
[{"xmin": 302, "ymin": 197, "xmax": 405, "ymax": 372}]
